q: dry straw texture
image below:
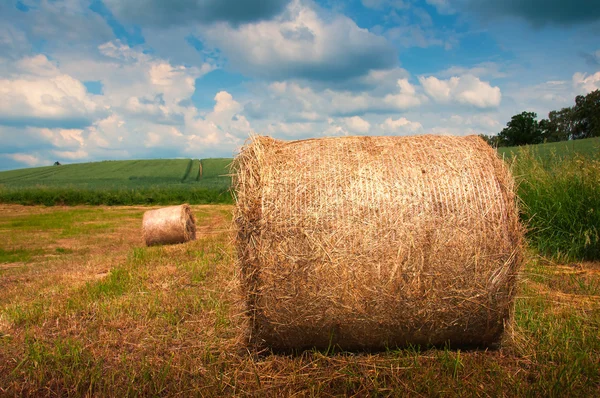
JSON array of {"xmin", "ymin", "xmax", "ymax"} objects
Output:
[
  {"xmin": 142, "ymin": 204, "xmax": 196, "ymax": 246},
  {"xmin": 233, "ymin": 135, "xmax": 523, "ymax": 351}
]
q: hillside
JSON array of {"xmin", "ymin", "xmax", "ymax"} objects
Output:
[
  {"xmin": 0, "ymin": 158, "xmax": 231, "ymax": 190},
  {"xmin": 0, "ymin": 158, "xmax": 232, "ymax": 205}
]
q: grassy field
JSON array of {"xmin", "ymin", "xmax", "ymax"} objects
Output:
[
  {"xmin": 498, "ymin": 137, "xmax": 600, "ymax": 161},
  {"xmin": 0, "ymin": 159, "xmax": 232, "ymax": 206},
  {"xmin": 0, "ymin": 205, "xmax": 598, "ymax": 396}
]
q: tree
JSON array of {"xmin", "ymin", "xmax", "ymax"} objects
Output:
[
  {"xmin": 539, "ymin": 107, "xmax": 574, "ymax": 142},
  {"xmin": 54, "ymin": 161, "xmax": 61, "ymax": 166},
  {"xmin": 572, "ymin": 89, "xmax": 600, "ymax": 139},
  {"xmin": 478, "ymin": 134, "xmax": 499, "ymax": 147},
  {"xmin": 497, "ymin": 111, "xmax": 542, "ymax": 147}
]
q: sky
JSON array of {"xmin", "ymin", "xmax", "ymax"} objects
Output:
[{"xmin": 1, "ymin": 0, "xmax": 599, "ymax": 170}]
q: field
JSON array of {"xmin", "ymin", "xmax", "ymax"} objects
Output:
[
  {"xmin": 498, "ymin": 136, "xmax": 600, "ymax": 161},
  {"xmin": 0, "ymin": 204, "xmax": 598, "ymax": 396},
  {"xmin": 0, "ymin": 138, "xmax": 599, "ymax": 395},
  {"xmin": 0, "ymin": 159, "xmax": 232, "ymax": 206}
]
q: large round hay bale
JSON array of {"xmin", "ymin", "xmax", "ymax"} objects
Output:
[
  {"xmin": 142, "ymin": 204, "xmax": 196, "ymax": 246},
  {"xmin": 233, "ymin": 135, "xmax": 523, "ymax": 351}
]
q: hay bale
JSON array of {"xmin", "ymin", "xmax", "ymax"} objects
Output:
[
  {"xmin": 142, "ymin": 204, "xmax": 196, "ymax": 246},
  {"xmin": 233, "ymin": 135, "xmax": 523, "ymax": 351}
]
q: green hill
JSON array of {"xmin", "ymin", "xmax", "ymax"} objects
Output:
[
  {"xmin": 0, "ymin": 158, "xmax": 230, "ymax": 188},
  {"xmin": 0, "ymin": 158, "xmax": 232, "ymax": 206}
]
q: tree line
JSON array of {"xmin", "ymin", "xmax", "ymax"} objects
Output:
[{"xmin": 480, "ymin": 89, "xmax": 600, "ymax": 147}]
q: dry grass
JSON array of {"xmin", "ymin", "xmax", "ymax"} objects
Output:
[
  {"xmin": 233, "ymin": 135, "xmax": 523, "ymax": 351},
  {"xmin": 0, "ymin": 205, "xmax": 598, "ymax": 397}
]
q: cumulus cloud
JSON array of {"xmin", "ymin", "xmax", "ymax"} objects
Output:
[
  {"xmin": 200, "ymin": 1, "xmax": 397, "ymax": 81},
  {"xmin": 88, "ymin": 41, "xmax": 213, "ymax": 125},
  {"xmin": 344, "ymin": 116, "xmax": 371, "ymax": 133},
  {"xmin": 418, "ymin": 74, "xmax": 501, "ymax": 108},
  {"xmin": 379, "ymin": 117, "xmax": 423, "ymax": 133},
  {"xmin": 184, "ymin": 91, "xmax": 252, "ymax": 150},
  {"xmin": 247, "ymin": 76, "xmax": 423, "ymax": 122},
  {"xmin": 5, "ymin": 153, "xmax": 44, "ymax": 167},
  {"xmin": 0, "ymin": 55, "xmax": 105, "ymax": 128},
  {"xmin": 0, "ymin": 41, "xmax": 245, "ymax": 168},
  {"xmin": 464, "ymin": 0, "xmax": 600, "ymax": 26},
  {"xmin": 573, "ymin": 71, "xmax": 600, "ymax": 94},
  {"xmin": 104, "ymin": 0, "xmax": 292, "ymax": 27},
  {"xmin": 384, "ymin": 79, "xmax": 424, "ymax": 109}
]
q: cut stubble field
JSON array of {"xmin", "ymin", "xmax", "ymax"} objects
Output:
[{"xmin": 0, "ymin": 205, "xmax": 599, "ymax": 396}]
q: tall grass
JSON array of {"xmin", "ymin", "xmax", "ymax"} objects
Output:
[{"xmin": 513, "ymin": 147, "xmax": 600, "ymax": 261}]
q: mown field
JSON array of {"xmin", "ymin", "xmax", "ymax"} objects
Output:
[
  {"xmin": 0, "ymin": 204, "xmax": 598, "ymax": 396},
  {"xmin": 0, "ymin": 137, "xmax": 598, "ymax": 395},
  {"xmin": 0, "ymin": 158, "xmax": 232, "ymax": 206}
]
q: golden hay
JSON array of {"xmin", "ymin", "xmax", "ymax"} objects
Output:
[
  {"xmin": 233, "ymin": 135, "xmax": 524, "ymax": 351},
  {"xmin": 142, "ymin": 204, "xmax": 196, "ymax": 246}
]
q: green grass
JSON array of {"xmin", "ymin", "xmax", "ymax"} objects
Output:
[
  {"xmin": 498, "ymin": 137, "xmax": 600, "ymax": 162},
  {"xmin": 0, "ymin": 248, "xmax": 44, "ymax": 264},
  {"xmin": 0, "ymin": 158, "xmax": 232, "ymax": 206},
  {"xmin": 199, "ymin": 158, "xmax": 231, "ymax": 179},
  {"xmin": 512, "ymin": 147, "xmax": 600, "ymax": 261}
]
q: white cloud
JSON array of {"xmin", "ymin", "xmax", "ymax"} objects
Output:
[
  {"xmin": 0, "ymin": 55, "xmax": 104, "ymax": 127},
  {"xmin": 52, "ymin": 149, "xmax": 88, "ymax": 160},
  {"xmin": 573, "ymin": 71, "xmax": 600, "ymax": 94},
  {"xmin": 344, "ymin": 116, "xmax": 371, "ymax": 133},
  {"xmin": 379, "ymin": 117, "xmax": 423, "ymax": 133},
  {"xmin": 200, "ymin": 0, "xmax": 396, "ymax": 80},
  {"xmin": 6, "ymin": 153, "xmax": 44, "ymax": 167},
  {"xmin": 384, "ymin": 78, "xmax": 424, "ymax": 108},
  {"xmin": 183, "ymin": 91, "xmax": 251, "ymax": 151},
  {"xmin": 250, "ymin": 77, "xmax": 422, "ymax": 122},
  {"xmin": 418, "ymin": 74, "xmax": 502, "ymax": 108}
]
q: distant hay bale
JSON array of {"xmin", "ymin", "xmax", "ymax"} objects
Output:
[
  {"xmin": 233, "ymin": 135, "xmax": 523, "ymax": 351},
  {"xmin": 142, "ymin": 204, "xmax": 196, "ymax": 246}
]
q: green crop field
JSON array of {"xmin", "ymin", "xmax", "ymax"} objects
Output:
[{"xmin": 0, "ymin": 158, "xmax": 232, "ymax": 206}]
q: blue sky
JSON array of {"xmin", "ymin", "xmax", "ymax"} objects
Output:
[{"xmin": 1, "ymin": 0, "xmax": 599, "ymax": 170}]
